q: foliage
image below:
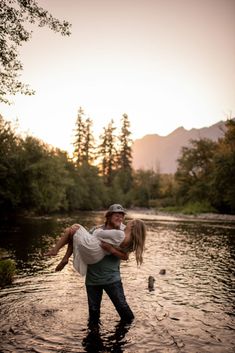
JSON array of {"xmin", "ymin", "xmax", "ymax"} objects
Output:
[
  {"xmin": 98, "ymin": 119, "xmax": 117, "ymax": 186},
  {"xmin": 0, "ymin": 259, "xmax": 16, "ymax": 287},
  {"xmin": 0, "ymin": 116, "xmax": 73, "ymax": 213},
  {"xmin": 181, "ymin": 201, "xmax": 216, "ymax": 215},
  {"xmin": 73, "ymin": 108, "xmax": 96, "ymax": 166},
  {"xmin": 175, "ymin": 138, "xmax": 217, "ymax": 204},
  {"xmin": 0, "ymin": 111, "xmax": 234, "ymax": 215},
  {"xmin": 175, "ymin": 119, "xmax": 235, "ymax": 214},
  {"xmin": 116, "ymin": 114, "xmax": 133, "ymax": 193},
  {"xmin": 0, "ymin": 114, "xmax": 23, "ymax": 209},
  {"xmin": 131, "ymin": 169, "xmax": 161, "ymax": 207},
  {"xmin": 0, "ymin": 0, "xmax": 71, "ymax": 104},
  {"xmin": 75, "ymin": 163, "xmax": 106, "ymax": 210},
  {"xmin": 209, "ymin": 119, "xmax": 235, "ymax": 213},
  {"xmin": 158, "ymin": 201, "xmax": 216, "ymax": 215},
  {"xmin": 117, "ymin": 114, "xmax": 132, "ymax": 170},
  {"xmin": 19, "ymin": 137, "xmax": 72, "ymax": 213}
]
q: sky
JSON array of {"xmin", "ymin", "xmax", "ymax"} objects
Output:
[{"xmin": 1, "ymin": 0, "xmax": 234, "ymax": 154}]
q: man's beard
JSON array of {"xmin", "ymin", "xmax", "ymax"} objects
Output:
[{"xmin": 108, "ymin": 220, "xmax": 120, "ymax": 229}]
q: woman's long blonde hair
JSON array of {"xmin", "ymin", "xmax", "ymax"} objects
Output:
[{"xmin": 130, "ymin": 219, "xmax": 147, "ymax": 266}]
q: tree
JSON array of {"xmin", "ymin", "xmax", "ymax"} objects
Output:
[
  {"xmin": 83, "ymin": 117, "xmax": 96, "ymax": 165},
  {"xmin": 210, "ymin": 119, "xmax": 235, "ymax": 213},
  {"xmin": 98, "ymin": 119, "xmax": 117, "ymax": 186},
  {"xmin": 19, "ymin": 136, "xmax": 72, "ymax": 213},
  {"xmin": 175, "ymin": 138, "xmax": 217, "ymax": 204},
  {"xmin": 76, "ymin": 163, "xmax": 106, "ymax": 210},
  {"xmin": 0, "ymin": 114, "xmax": 22, "ymax": 210},
  {"xmin": 73, "ymin": 107, "xmax": 86, "ymax": 166},
  {"xmin": 115, "ymin": 113, "xmax": 133, "ymax": 193},
  {"xmin": 131, "ymin": 169, "xmax": 161, "ymax": 207},
  {"xmin": 73, "ymin": 107, "xmax": 95, "ymax": 166},
  {"xmin": 117, "ymin": 113, "xmax": 132, "ymax": 171},
  {"xmin": 0, "ymin": 0, "xmax": 71, "ymax": 104}
]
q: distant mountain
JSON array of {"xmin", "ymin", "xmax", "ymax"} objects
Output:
[{"xmin": 132, "ymin": 120, "xmax": 227, "ymax": 174}]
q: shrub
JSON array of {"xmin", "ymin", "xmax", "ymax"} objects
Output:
[
  {"xmin": 0, "ymin": 259, "xmax": 16, "ymax": 287},
  {"xmin": 183, "ymin": 201, "xmax": 216, "ymax": 215}
]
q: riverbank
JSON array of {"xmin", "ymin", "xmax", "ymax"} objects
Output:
[{"xmin": 127, "ymin": 208, "xmax": 235, "ymax": 222}]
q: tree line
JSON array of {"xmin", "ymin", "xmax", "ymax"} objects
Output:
[{"xmin": 0, "ymin": 111, "xmax": 234, "ymax": 215}]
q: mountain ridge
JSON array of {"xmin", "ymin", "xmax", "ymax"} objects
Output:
[{"xmin": 132, "ymin": 120, "xmax": 227, "ymax": 173}]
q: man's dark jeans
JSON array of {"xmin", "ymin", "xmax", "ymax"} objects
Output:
[{"xmin": 86, "ymin": 280, "xmax": 134, "ymax": 326}]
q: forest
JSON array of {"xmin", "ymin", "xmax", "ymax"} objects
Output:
[{"xmin": 1, "ymin": 110, "xmax": 235, "ymax": 215}]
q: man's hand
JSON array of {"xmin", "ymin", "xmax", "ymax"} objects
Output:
[
  {"xmin": 100, "ymin": 241, "xmax": 114, "ymax": 253},
  {"xmin": 100, "ymin": 241, "xmax": 129, "ymax": 261}
]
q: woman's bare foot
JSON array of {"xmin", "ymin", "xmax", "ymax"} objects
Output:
[
  {"xmin": 45, "ymin": 248, "xmax": 58, "ymax": 256},
  {"xmin": 55, "ymin": 259, "xmax": 68, "ymax": 271}
]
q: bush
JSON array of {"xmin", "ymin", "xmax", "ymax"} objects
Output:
[
  {"xmin": 158, "ymin": 201, "xmax": 216, "ymax": 215},
  {"xmin": 182, "ymin": 201, "xmax": 216, "ymax": 215},
  {"xmin": 0, "ymin": 259, "xmax": 16, "ymax": 287}
]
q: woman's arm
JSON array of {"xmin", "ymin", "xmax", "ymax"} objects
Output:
[
  {"xmin": 95, "ymin": 229, "xmax": 125, "ymax": 247},
  {"xmin": 100, "ymin": 241, "xmax": 129, "ymax": 261}
]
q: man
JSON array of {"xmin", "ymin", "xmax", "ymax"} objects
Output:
[
  {"xmin": 45, "ymin": 203, "xmax": 134, "ymax": 326},
  {"xmin": 86, "ymin": 204, "xmax": 134, "ymax": 327}
]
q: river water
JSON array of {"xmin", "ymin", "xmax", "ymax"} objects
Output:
[{"xmin": 0, "ymin": 211, "xmax": 234, "ymax": 353}]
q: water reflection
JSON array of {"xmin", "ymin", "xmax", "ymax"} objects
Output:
[
  {"xmin": 0, "ymin": 212, "xmax": 235, "ymax": 353},
  {"xmin": 83, "ymin": 321, "xmax": 131, "ymax": 353}
]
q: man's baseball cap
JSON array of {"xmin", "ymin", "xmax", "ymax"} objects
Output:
[{"xmin": 105, "ymin": 204, "xmax": 126, "ymax": 217}]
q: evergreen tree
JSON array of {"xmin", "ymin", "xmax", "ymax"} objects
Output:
[
  {"xmin": 84, "ymin": 117, "xmax": 96, "ymax": 165},
  {"xmin": 115, "ymin": 113, "xmax": 133, "ymax": 193},
  {"xmin": 98, "ymin": 119, "xmax": 117, "ymax": 186},
  {"xmin": 117, "ymin": 113, "xmax": 132, "ymax": 171},
  {"xmin": 73, "ymin": 107, "xmax": 86, "ymax": 166},
  {"xmin": 73, "ymin": 108, "xmax": 95, "ymax": 166}
]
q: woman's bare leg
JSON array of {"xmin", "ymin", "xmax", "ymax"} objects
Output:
[
  {"xmin": 45, "ymin": 224, "xmax": 80, "ymax": 271},
  {"xmin": 45, "ymin": 227, "xmax": 72, "ymax": 256},
  {"xmin": 55, "ymin": 242, "xmax": 73, "ymax": 271}
]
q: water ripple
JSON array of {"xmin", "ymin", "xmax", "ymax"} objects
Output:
[{"xmin": 1, "ymin": 214, "xmax": 235, "ymax": 352}]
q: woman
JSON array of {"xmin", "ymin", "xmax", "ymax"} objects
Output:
[{"xmin": 46, "ymin": 219, "xmax": 146, "ymax": 276}]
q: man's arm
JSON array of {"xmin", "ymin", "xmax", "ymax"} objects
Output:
[{"xmin": 100, "ymin": 241, "xmax": 129, "ymax": 261}]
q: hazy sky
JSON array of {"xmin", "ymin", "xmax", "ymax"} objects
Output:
[{"xmin": 1, "ymin": 0, "xmax": 234, "ymax": 153}]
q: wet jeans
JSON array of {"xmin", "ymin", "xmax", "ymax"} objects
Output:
[{"xmin": 86, "ymin": 280, "xmax": 134, "ymax": 326}]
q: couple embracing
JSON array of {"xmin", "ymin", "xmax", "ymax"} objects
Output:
[{"xmin": 46, "ymin": 204, "xmax": 147, "ymax": 327}]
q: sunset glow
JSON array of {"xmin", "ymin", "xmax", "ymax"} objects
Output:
[{"xmin": 0, "ymin": 0, "xmax": 234, "ymax": 154}]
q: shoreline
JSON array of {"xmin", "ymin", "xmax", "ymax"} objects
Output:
[{"xmin": 127, "ymin": 208, "xmax": 235, "ymax": 223}]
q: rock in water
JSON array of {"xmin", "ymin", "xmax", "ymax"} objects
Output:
[
  {"xmin": 148, "ymin": 276, "xmax": 155, "ymax": 291},
  {"xmin": 159, "ymin": 269, "xmax": 166, "ymax": 275}
]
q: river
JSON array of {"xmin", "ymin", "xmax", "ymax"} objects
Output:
[{"xmin": 0, "ymin": 211, "xmax": 234, "ymax": 353}]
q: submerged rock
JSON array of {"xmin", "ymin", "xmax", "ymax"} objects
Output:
[
  {"xmin": 148, "ymin": 275, "xmax": 155, "ymax": 291},
  {"xmin": 159, "ymin": 269, "xmax": 166, "ymax": 275}
]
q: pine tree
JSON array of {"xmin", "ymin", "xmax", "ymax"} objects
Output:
[
  {"xmin": 73, "ymin": 107, "xmax": 86, "ymax": 167},
  {"xmin": 84, "ymin": 117, "xmax": 96, "ymax": 165},
  {"xmin": 73, "ymin": 108, "xmax": 95, "ymax": 167},
  {"xmin": 115, "ymin": 114, "xmax": 133, "ymax": 193},
  {"xmin": 117, "ymin": 114, "xmax": 132, "ymax": 171},
  {"xmin": 98, "ymin": 119, "xmax": 117, "ymax": 186}
]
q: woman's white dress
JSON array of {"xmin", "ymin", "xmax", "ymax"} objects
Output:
[{"xmin": 73, "ymin": 225, "xmax": 125, "ymax": 276}]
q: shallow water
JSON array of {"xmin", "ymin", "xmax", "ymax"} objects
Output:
[{"xmin": 0, "ymin": 212, "xmax": 235, "ymax": 353}]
